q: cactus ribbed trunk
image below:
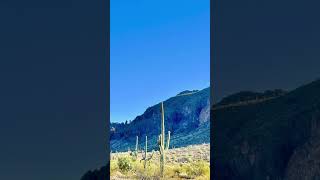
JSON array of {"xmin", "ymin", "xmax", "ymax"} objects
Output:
[
  {"xmin": 160, "ymin": 102, "xmax": 165, "ymax": 177},
  {"xmin": 144, "ymin": 136, "xmax": 147, "ymax": 169},
  {"xmin": 166, "ymin": 131, "xmax": 170, "ymax": 150},
  {"xmin": 158, "ymin": 102, "xmax": 171, "ymax": 178},
  {"xmin": 161, "ymin": 102, "xmax": 165, "ymax": 147},
  {"xmin": 135, "ymin": 136, "xmax": 139, "ymax": 152}
]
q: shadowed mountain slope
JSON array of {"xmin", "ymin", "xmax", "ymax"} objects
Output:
[
  {"xmin": 80, "ymin": 166, "xmax": 107, "ymax": 180},
  {"xmin": 213, "ymin": 79, "xmax": 320, "ymax": 180}
]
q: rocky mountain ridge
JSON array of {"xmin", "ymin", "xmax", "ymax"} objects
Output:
[{"xmin": 110, "ymin": 87, "xmax": 210, "ymax": 152}]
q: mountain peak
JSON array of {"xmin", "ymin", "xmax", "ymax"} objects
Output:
[
  {"xmin": 217, "ymin": 89, "xmax": 287, "ymax": 106},
  {"xmin": 176, "ymin": 90, "xmax": 199, "ymax": 96}
]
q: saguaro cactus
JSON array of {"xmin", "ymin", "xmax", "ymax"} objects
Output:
[
  {"xmin": 141, "ymin": 135, "xmax": 154, "ymax": 169},
  {"xmin": 135, "ymin": 136, "xmax": 139, "ymax": 153},
  {"xmin": 158, "ymin": 102, "xmax": 171, "ymax": 177},
  {"xmin": 144, "ymin": 136, "xmax": 148, "ymax": 168},
  {"xmin": 166, "ymin": 131, "xmax": 170, "ymax": 151},
  {"xmin": 131, "ymin": 136, "xmax": 139, "ymax": 159}
]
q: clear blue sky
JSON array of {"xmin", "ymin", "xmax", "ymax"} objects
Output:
[{"xmin": 111, "ymin": 0, "xmax": 210, "ymax": 123}]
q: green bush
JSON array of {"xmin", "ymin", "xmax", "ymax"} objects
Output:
[{"xmin": 117, "ymin": 156, "xmax": 133, "ymax": 173}]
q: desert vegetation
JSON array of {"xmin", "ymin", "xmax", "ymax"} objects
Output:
[
  {"xmin": 110, "ymin": 102, "xmax": 210, "ymax": 179},
  {"xmin": 110, "ymin": 144, "xmax": 210, "ymax": 179}
]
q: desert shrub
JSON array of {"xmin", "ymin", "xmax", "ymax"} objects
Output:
[
  {"xmin": 185, "ymin": 160, "xmax": 210, "ymax": 178},
  {"xmin": 132, "ymin": 160, "xmax": 144, "ymax": 173},
  {"xmin": 110, "ymin": 160, "xmax": 118, "ymax": 175},
  {"xmin": 131, "ymin": 161, "xmax": 160, "ymax": 180},
  {"xmin": 135, "ymin": 161, "xmax": 160, "ymax": 180},
  {"xmin": 164, "ymin": 165, "xmax": 178, "ymax": 178},
  {"xmin": 117, "ymin": 156, "xmax": 133, "ymax": 173},
  {"xmin": 129, "ymin": 151, "xmax": 138, "ymax": 162},
  {"xmin": 172, "ymin": 164, "xmax": 182, "ymax": 175}
]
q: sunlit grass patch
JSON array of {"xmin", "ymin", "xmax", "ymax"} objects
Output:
[{"xmin": 110, "ymin": 144, "xmax": 210, "ymax": 180}]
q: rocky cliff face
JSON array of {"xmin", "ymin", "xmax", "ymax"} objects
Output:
[
  {"xmin": 213, "ymin": 79, "xmax": 320, "ymax": 180},
  {"xmin": 110, "ymin": 87, "xmax": 210, "ymax": 152}
]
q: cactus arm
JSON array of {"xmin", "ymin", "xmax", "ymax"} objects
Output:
[{"xmin": 148, "ymin": 150, "xmax": 155, "ymax": 160}]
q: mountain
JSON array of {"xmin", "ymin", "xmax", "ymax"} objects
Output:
[
  {"xmin": 213, "ymin": 79, "xmax": 320, "ymax": 180},
  {"xmin": 216, "ymin": 89, "xmax": 286, "ymax": 106},
  {"xmin": 110, "ymin": 87, "xmax": 210, "ymax": 152}
]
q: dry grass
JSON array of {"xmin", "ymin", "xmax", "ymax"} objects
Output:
[{"xmin": 110, "ymin": 144, "xmax": 210, "ymax": 180}]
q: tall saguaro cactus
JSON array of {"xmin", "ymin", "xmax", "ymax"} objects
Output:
[
  {"xmin": 135, "ymin": 136, "xmax": 139, "ymax": 152},
  {"xmin": 158, "ymin": 102, "xmax": 171, "ymax": 177},
  {"xmin": 144, "ymin": 136, "xmax": 148, "ymax": 168},
  {"xmin": 131, "ymin": 136, "xmax": 139, "ymax": 159},
  {"xmin": 166, "ymin": 131, "xmax": 170, "ymax": 151}
]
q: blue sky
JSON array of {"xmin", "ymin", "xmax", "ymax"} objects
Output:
[{"xmin": 111, "ymin": 0, "xmax": 210, "ymax": 123}]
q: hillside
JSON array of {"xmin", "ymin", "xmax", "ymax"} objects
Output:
[
  {"xmin": 110, "ymin": 87, "xmax": 210, "ymax": 152},
  {"xmin": 213, "ymin": 79, "xmax": 320, "ymax": 180}
]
